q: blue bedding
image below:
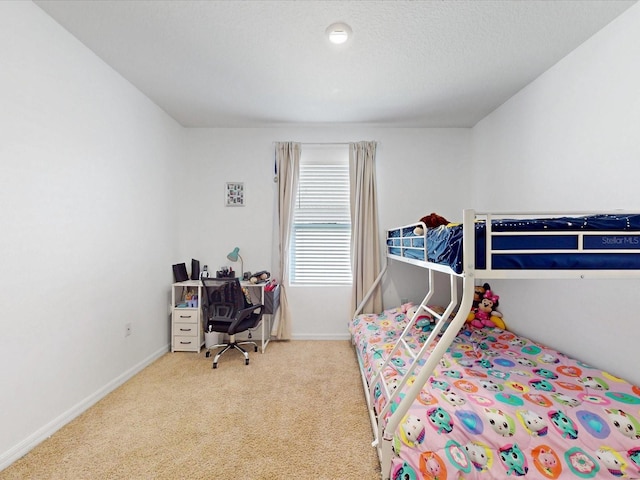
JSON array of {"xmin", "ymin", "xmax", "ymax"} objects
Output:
[{"xmin": 387, "ymin": 214, "xmax": 640, "ymax": 273}]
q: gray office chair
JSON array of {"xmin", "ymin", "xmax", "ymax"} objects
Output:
[{"xmin": 201, "ymin": 277, "xmax": 264, "ymax": 368}]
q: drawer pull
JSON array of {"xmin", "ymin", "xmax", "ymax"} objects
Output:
[
  {"xmin": 180, "ymin": 341, "xmax": 192, "ymax": 345},
  {"xmin": 179, "ymin": 315, "xmax": 191, "ymax": 319},
  {"xmin": 180, "ymin": 328, "xmax": 192, "ymax": 332}
]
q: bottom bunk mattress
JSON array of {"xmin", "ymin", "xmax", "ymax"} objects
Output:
[{"xmin": 349, "ymin": 306, "xmax": 640, "ymax": 479}]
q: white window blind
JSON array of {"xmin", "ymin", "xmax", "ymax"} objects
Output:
[{"xmin": 290, "ymin": 148, "xmax": 351, "ymax": 286}]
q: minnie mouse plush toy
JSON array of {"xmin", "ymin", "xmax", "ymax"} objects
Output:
[{"xmin": 467, "ymin": 289, "xmax": 505, "ymax": 330}]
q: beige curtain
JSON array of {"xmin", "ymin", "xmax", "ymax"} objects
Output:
[
  {"xmin": 274, "ymin": 142, "xmax": 300, "ymax": 340},
  {"xmin": 349, "ymin": 141, "xmax": 382, "ymax": 315}
]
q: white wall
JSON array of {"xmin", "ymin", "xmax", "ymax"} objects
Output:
[
  {"xmin": 6, "ymin": 0, "xmax": 639, "ymax": 470},
  {"xmin": 471, "ymin": 2, "xmax": 640, "ymax": 385},
  {"xmin": 0, "ymin": 1, "xmax": 182, "ymax": 467},
  {"xmin": 181, "ymin": 127, "xmax": 472, "ymax": 338}
]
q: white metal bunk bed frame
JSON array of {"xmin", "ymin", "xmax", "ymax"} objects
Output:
[{"xmin": 353, "ymin": 208, "xmax": 640, "ymax": 480}]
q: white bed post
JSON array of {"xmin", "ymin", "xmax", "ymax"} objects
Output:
[
  {"xmin": 379, "ymin": 209, "xmax": 477, "ymax": 478},
  {"xmin": 353, "ymin": 256, "xmax": 389, "ymax": 319}
]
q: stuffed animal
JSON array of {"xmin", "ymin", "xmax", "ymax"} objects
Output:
[
  {"xmin": 406, "ymin": 305, "xmax": 435, "ymax": 332},
  {"xmin": 413, "ymin": 213, "xmax": 450, "ymax": 235},
  {"xmin": 473, "ymin": 283, "xmax": 491, "ymax": 309},
  {"xmin": 421, "ymin": 213, "xmax": 450, "ymax": 228},
  {"xmin": 467, "ymin": 288, "xmax": 505, "ymax": 330}
]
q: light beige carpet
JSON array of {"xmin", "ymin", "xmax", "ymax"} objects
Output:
[{"xmin": 1, "ymin": 340, "xmax": 380, "ymax": 480}]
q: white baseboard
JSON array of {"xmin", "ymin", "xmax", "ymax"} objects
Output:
[
  {"xmin": 0, "ymin": 344, "xmax": 169, "ymax": 472},
  {"xmin": 291, "ymin": 333, "xmax": 351, "ymax": 340}
]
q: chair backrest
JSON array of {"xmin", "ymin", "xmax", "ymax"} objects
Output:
[{"xmin": 201, "ymin": 277, "xmax": 247, "ymax": 320}]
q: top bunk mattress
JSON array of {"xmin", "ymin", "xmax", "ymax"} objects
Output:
[{"xmin": 386, "ymin": 213, "xmax": 640, "ymax": 274}]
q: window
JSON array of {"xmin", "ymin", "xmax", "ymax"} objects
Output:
[{"xmin": 290, "ymin": 146, "xmax": 351, "ymax": 286}]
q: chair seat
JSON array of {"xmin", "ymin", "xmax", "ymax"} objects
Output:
[{"xmin": 208, "ymin": 311, "xmax": 261, "ymax": 336}]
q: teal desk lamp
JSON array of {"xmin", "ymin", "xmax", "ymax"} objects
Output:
[{"xmin": 227, "ymin": 247, "xmax": 243, "ymax": 278}]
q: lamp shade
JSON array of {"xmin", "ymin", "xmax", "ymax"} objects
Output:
[
  {"xmin": 227, "ymin": 247, "xmax": 240, "ymax": 262},
  {"xmin": 226, "ymin": 247, "xmax": 243, "ymax": 277}
]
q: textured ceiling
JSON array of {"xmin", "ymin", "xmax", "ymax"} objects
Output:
[{"xmin": 35, "ymin": 0, "xmax": 636, "ymax": 128}]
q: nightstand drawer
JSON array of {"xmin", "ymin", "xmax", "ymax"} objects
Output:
[
  {"xmin": 174, "ymin": 323, "xmax": 198, "ymax": 337},
  {"xmin": 174, "ymin": 336, "xmax": 199, "ymax": 349},
  {"xmin": 172, "ymin": 309, "xmax": 198, "ymax": 324}
]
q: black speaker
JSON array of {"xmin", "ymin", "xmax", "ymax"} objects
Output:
[
  {"xmin": 191, "ymin": 259, "xmax": 200, "ymax": 280},
  {"xmin": 172, "ymin": 263, "xmax": 188, "ymax": 282}
]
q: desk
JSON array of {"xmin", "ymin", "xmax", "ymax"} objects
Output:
[
  {"xmin": 240, "ymin": 281, "xmax": 279, "ymax": 353},
  {"xmin": 171, "ymin": 279, "xmax": 279, "ymax": 354},
  {"xmin": 171, "ymin": 280, "xmax": 204, "ymax": 352}
]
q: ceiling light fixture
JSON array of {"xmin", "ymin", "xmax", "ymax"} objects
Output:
[{"xmin": 326, "ymin": 22, "xmax": 352, "ymax": 45}]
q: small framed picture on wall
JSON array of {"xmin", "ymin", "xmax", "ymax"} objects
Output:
[{"xmin": 225, "ymin": 182, "xmax": 245, "ymax": 207}]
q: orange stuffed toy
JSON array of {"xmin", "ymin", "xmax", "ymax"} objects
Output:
[
  {"xmin": 413, "ymin": 213, "xmax": 450, "ymax": 235},
  {"xmin": 420, "ymin": 213, "xmax": 450, "ymax": 228}
]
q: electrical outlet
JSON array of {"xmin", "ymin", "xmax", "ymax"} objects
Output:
[{"xmin": 125, "ymin": 323, "xmax": 132, "ymax": 337}]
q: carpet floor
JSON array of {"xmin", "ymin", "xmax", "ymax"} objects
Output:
[{"xmin": 1, "ymin": 340, "xmax": 381, "ymax": 479}]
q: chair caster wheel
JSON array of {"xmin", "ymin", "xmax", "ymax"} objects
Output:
[
  {"xmin": 245, "ymin": 359, "xmax": 249, "ymax": 365},
  {"xmin": 205, "ymin": 351, "xmax": 210, "ymax": 357},
  {"xmin": 213, "ymin": 363, "xmax": 218, "ymax": 369},
  {"xmin": 254, "ymin": 346, "xmax": 258, "ymax": 352}
]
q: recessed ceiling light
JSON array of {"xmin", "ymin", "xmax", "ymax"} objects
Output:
[{"xmin": 326, "ymin": 22, "xmax": 352, "ymax": 45}]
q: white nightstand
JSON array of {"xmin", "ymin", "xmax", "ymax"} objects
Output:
[{"xmin": 171, "ymin": 280, "xmax": 204, "ymax": 352}]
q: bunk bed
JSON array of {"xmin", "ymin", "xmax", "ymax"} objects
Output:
[{"xmin": 350, "ymin": 209, "xmax": 640, "ymax": 479}]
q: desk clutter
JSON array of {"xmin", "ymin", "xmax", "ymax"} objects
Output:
[
  {"xmin": 243, "ymin": 271, "xmax": 280, "ymax": 313},
  {"xmin": 246, "ymin": 270, "xmax": 270, "ymax": 284},
  {"xmin": 241, "ymin": 275, "xmax": 280, "ymax": 315},
  {"xmin": 172, "ymin": 259, "xmax": 205, "ymax": 282},
  {"xmin": 176, "ymin": 288, "xmax": 198, "ymax": 308},
  {"xmin": 171, "ymin": 260, "xmax": 280, "ymax": 314},
  {"xmin": 216, "ymin": 266, "xmax": 236, "ymax": 278},
  {"xmin": 215, "ymin": 268, "xmax": 270, "ymax": 280}
]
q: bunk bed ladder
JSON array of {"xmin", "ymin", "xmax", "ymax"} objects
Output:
[
  {"xmin": 377, "ymin": 209, "xmax": 477, "ymax": 479},
  {"xmin": 367, "ymin": 268, "xmax": 437, "ymax": 419},
  {"xmin": 371, "ymin": 272, "xmax": 465, "ymax": 470},
  {"xmin": 353, "ymin": 210, "xmax": 477, "ymax": 479}
]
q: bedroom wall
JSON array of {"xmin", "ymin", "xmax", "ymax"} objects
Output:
[
  {"xmin": 0, "ymin": 1, "xmax": 182, "ymax": 468},
  {"xmin": 471, "ymin": 2, "xmax": 640, "ymax": 385},
  {"xmin": 180, "ymin": 127, "xmax": 472, "ymax": 339},
  {"xmin": 13, "ymin": 0, "xmax": 637, "ymax": 468}
]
